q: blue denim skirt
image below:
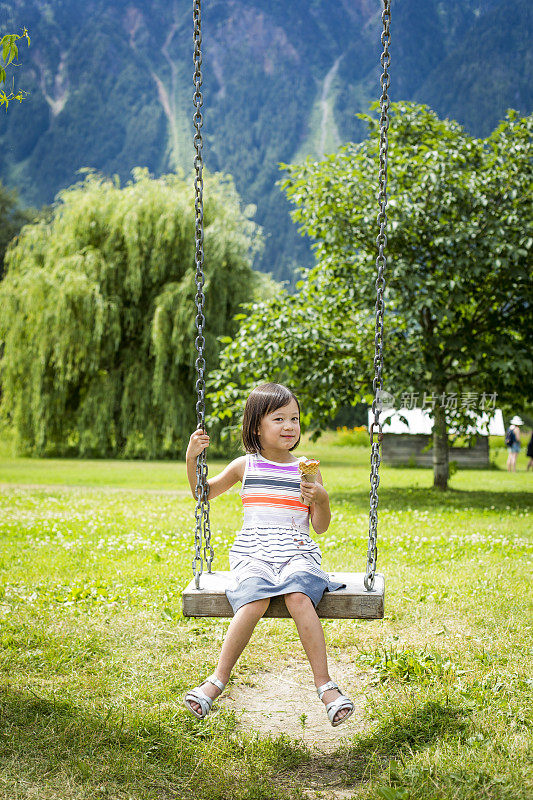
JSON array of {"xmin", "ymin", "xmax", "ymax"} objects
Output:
[{"xmin": 225, "ymin": 570, "xmax": 345, "ymax": 614}]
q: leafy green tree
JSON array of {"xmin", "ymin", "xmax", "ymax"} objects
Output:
[
  {"xmin": 0, "ymin": 179, "xmax": 42, "ymax": 280},
  {"xmin": 0, "ymin": 28, "xmax": 30, "ymax": 110},
  {"xmin": 207, "ymin": 102, "xmax": 533, "ymax": 489},
  {"xmin": 0, "ymin": 167, "xmax": 262, "ymax": 458}
]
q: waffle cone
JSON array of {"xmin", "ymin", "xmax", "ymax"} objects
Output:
[
  {"xmin": 299, "ymin": 458, "xmax": 319, "ymax": 504},
  {"xmin": 298, "ymin": 458, "xmax": 320, "ymax": 480}
]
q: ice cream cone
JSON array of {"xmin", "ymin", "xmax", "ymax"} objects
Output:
[{"xmin": 298, "ymin": 458, "xmax": 320, "ymax": 503}]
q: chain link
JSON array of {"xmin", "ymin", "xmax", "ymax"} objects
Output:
[
  {"xmin": 365, "ymin": 0, "xmax": 391, "ymax": 592},
  {"xmin": 192, "ymin": 0, "xmax": 213, "ymax": 588}
]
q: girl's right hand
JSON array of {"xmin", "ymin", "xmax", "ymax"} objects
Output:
[{"xmin": 186, "ymin": 429, "xmax": 210, "ymax": 460}]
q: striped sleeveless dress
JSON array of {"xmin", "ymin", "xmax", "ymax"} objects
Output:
[{"xmin": 225, "ymin": 451, "xmax": 345, "ymax": 613}]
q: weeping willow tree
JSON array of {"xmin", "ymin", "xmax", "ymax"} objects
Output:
[{"xmin": 0, "ymin": 167, "xmax": 263, "ymax": 458}]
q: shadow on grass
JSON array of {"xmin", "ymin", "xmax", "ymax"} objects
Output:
[
  {"xmin": 0, "ymin": 687, "xmax": 191, "ymax": 798},
  {"xmin": 330, "ymin": 486, "xmax": 533, "ymax": 513},
  {"xmin": 0, "ymin": 686, "xmax": 513, "ymax": 798},
  {"xmin": 0, "ymin": 686, "xmax": 308, "ymax": 800},
  {"xmin": 277, "ymin": 699, "xmax": 470, "ymax": 793},
  {"xmin": 337, "ymin": 699, "xmax": 468, "ymax": 783}
]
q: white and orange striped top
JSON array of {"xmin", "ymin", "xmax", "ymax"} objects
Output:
[{"xmin": 228, "ymin": 451, "xmax": 323, "ymax": 575}]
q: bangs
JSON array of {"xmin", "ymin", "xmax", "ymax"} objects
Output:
[{"xmin": 242, "ymin": 383, "xmax": 301, "ymax": 453}]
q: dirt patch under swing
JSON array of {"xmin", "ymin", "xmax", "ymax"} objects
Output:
[{"xmin": 219, "ymin": 657, "xmax": 378, "ymax": 753}]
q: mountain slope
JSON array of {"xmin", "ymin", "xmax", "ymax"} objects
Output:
[{"xmin": 0, "ymin": 0, "xmax": 530, "ymax": 283}]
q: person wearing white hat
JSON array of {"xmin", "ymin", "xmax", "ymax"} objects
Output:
[{"xmin": 506, "ymin": 415, "xmax": 524, "ymax": 472}]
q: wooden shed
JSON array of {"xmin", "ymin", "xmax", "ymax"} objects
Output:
[
  {"xmin": 369, "ymin": 407, "xmax": 504, "ymax": 468},
  {"xmin": 381, "ymin": 432, "xmax": 489, "ymax": 467}
]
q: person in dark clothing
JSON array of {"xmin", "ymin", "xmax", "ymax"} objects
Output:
[
  {"xmin": 526, "ymin": 431, "xmax": 533, "ymax": 471},
  {"xmin": 506, "ymin": 415, "xmax": 524, "ymax": 472}
]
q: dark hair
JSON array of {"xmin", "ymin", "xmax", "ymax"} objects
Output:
[{"xmin": 242, "ymin": 383, "xmax": 301, "ymax": 454}]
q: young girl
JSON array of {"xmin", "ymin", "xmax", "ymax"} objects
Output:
[{"xmin": 183, "ymin": 382, "xmax": 354, "ymax": 727}]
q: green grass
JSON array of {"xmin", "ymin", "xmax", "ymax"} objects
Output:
[{"xmin": 0, "ymin": 431, "xmax": 532, "ymax": 799}]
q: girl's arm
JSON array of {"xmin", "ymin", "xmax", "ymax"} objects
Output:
[
  {"xmin": 204, "ymin": 456, "xmax": 246, "ymax": 500},
  {"xmin": 300, "ymin": 468, "xmax": 331, "ymax": 535},
  {"xmin": 185, "ymin": 429, "xmax": 245, "ymax": 500}
]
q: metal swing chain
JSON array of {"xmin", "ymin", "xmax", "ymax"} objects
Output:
[
  {"xmin": 192, "ymin": 0, "xmax": 213, "ymax": 588},
  {"xmin": 365, "ymin": 0, "xmax": 391, "ymax": 592}
]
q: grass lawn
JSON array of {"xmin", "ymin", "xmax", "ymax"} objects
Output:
[{"xmin": 0, "ymin": 431, "xmax": 531, "ymax": 799}]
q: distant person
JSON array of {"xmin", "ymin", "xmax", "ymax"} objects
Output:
[
  {"xmin": 505, "ymin": 415, "xmax": 524, "ymax": 472},
  {"xmin": 527, "ymin": 431, "xmax": 533, "ymax": 472}
]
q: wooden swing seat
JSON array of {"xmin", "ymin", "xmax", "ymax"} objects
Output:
[{"xmin": 182, "ymin": 571, "xmax": 385, "ymax": 619}]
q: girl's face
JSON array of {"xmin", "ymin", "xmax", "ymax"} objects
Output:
[{"xmin": 257, "ymin": 399, "xmax": 300, "ymax": 451}]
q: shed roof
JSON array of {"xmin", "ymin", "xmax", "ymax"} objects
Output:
[{"xmin": 368, "ymin": 407, "xmax": 505, "ymax": 436}]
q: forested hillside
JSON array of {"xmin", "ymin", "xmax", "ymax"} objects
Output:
[{"xmin": 0, "ymin": 0, "xmax": 530, "ymax": 283}]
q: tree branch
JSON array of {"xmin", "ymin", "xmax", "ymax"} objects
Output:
[
  {"xmin": 441, "ymin": 293, "xmax": 525, "ymax": 372},
  {"xmin": 444, "ymin": 369, "xmax": 480, "ymax": 381}
]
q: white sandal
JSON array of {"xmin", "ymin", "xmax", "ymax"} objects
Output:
[
  {"xmin": 317, "ymin": 680, "xmax": 355, "ymax": 727},
  {"xmin": 183, "ymin": 674, "xmax": 226, "ymax": 719}
]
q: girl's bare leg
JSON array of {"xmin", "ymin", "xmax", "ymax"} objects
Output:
[
  {"xmin": 186, "ymin": 598, "xmax": 270, "ymax": 714},
  {"xmin": 284, "ymin": 592, "xmax": 351, "ymax": 723}
]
